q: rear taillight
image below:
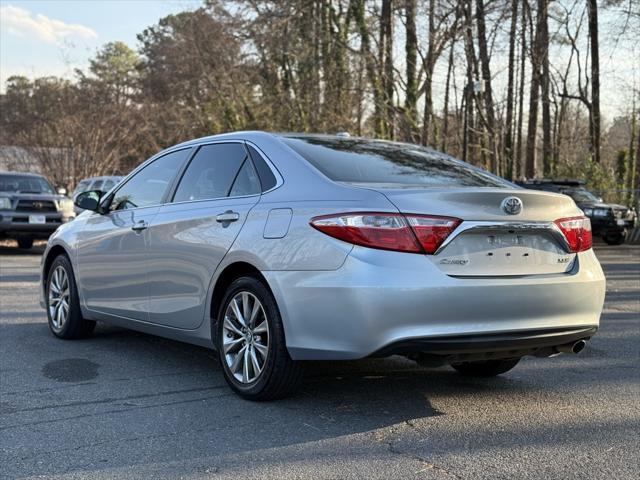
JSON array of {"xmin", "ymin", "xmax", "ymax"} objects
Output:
[
  {"xmin": 310, "ymin": 212, "xmax": 461, "ymax": 254},
  {"xmin": 554, "ymin": 216, "xmax": 592, "ymax": 252}
]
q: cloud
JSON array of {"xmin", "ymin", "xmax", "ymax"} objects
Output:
[{"xmin": 0, "ymin": 4, "xmax": 97, "ymax": 43}]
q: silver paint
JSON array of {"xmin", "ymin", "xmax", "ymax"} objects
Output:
[{"xmin": 40, "ymin": 131, "xmax": 606, "ymax": 360}]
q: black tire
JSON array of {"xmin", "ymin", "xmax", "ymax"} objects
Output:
[
  {"xmin": 46, "ymin": 254, "xmax": 95, "ymax": 339},
  {"xmin": 603, "ymin": 231, "xmax": 626, "ymax": 245},
  {"xmin": 216, "ymin": 275, "xmax": 302, "ymax": 400},
  {"xmin": 17, "ymin": 238, "xmax": 34, "ymax": 249},
  {"xmin": 451, "ymin": 358, "xmax": 520, "ymax": 377}
]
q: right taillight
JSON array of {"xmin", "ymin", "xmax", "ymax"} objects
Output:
[
  {"xmin": 554, "ymin": 216, "xmax": 592, "ymax": 252},
  {"xmin": 309, "ymin": 212, "xmax": 461, "ymax": 254}
]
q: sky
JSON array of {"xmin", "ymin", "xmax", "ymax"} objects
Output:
[
  {"xmin": 0, "ymin": 0, "xmax": 200, "ymax": 89},
  {"xmin": 0, "ymin": 0, "xmax": 638, "ymax": 122}
]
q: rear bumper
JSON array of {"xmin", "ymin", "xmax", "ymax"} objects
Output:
[{"xmin": 264, "ymin": 248, "xmax": 605, "ymax": 360}]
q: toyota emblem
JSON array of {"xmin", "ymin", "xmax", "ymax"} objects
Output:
[{"xmin": 501, "ymin": 196, "xmax": 523, "ymax": 215}]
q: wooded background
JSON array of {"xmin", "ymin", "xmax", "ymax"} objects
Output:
[{"xmin": 0, "ymin": 0, "xmax": 638, "ymax": 205}]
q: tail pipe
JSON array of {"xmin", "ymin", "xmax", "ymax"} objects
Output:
[{"xmin": 555, "ymin": 339, "xmax": 587, "ymax": 355}]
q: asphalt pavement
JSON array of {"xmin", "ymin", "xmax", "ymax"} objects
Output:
[{"xmin": 1, "ymin": 242, "xmax": 638, "ymax": 479}]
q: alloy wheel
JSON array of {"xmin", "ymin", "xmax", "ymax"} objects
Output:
[
  {"xmin": 222, "ymin": 291, "xmax": 270, "ymax": 384},
  {"xmin": 48, "ymin": 266, "xmax": 70, "ymax": 330}
]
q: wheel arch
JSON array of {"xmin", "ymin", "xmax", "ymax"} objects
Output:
[
  {"xmin": 43, "ymin": 244, "xmax": 71, "ymax": 286},
  {"xmin": 209, "ymin": 261, "xmax": 276, "ymax": 343}
]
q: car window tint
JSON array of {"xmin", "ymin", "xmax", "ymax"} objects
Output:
[
  {"xmin": 173, "ymin": 143, "xmax": 248, "ymax": 202},
  {"xmin": 92, "ymin": 180, "xmax": 104, "ymax": 191},
  {"xmin": 281, "ymin": 136, "xmax": 510, "ymax": 188},
  {"xmin": 229, "ymin": 159, "xmax": 261, "ymax": 197},
  {"xmin": 247, "ymin": 145, "xmax": 277, "ymax": 191},
  {"xmin": 103, "ymin": 180, "xmax": 115, "ymax": 191},
  {"xmin": 111, "ymin": 148, "xmax": 190, "ymax": 211}
]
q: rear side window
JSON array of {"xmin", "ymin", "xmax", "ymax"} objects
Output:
[
  {"xmin": 247, "ymin": 145, "xmax": 277, "ymax": 191},
  {"xmin": 173, "ymin": 143, "xmax": 258, "ymax": 202},
  {"xmin": 282, "ymin": 136, "xmax": 509, "ymax": 188}
]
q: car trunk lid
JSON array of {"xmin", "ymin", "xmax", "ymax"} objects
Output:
[{"xmin": 353, "ymin": 185, "xmax": 581, "ymax": 276}]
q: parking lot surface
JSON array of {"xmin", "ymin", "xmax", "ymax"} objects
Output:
[{"xmin": 1, "ymin": 243, "xmax": 638, "ymax": 479}]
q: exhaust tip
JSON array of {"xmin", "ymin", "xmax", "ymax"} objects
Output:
[{"xmin": 572, "ymin": 339, "xmax": 587, "ymax": 354}]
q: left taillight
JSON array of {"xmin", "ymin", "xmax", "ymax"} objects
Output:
[
  {"xmin": 309, "ymin": 212, "xmax": 461, "ymax": 254},
  {"xmin": 554, "ymin": 216, "xmax": 592, "ymax": 252}
]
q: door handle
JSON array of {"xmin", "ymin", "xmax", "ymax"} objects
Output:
[
  {"xmin": 216, "ymin": 211, "xmax": 240, "ymax": 223},
  {"xmin": 131, "ymin": 220, "xmax": 148, "ymax": 232}
]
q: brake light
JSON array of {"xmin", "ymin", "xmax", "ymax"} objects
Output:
[
  {"xmin": 310, "ymin": 212, "xmax": 461, "ymax": 254},
  {"xmin": 554, "ymin": 216, "xmax": 592, "ymax": 252}
]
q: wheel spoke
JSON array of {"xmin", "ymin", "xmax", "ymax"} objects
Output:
[
  {"xmin": 230, "ymin": 299, "xmax": 246, "ymax": 328},
  {"xmin": 230, "ymin": 345, "xmax": 247, "ymax": 373},
  {"xmin": 223, "ymin": 337, "xmax": 244, "ymax": 354},
  {"xmin": 254, "ymin": 342, "xmax": 268, "ymax": 358},
  {"xmin": 249, "ymin": 301, "xmax": 261, "ymax": 328},
  {"xmin": 224, "ymin": 316, "xmax": 244, "ymax": 336},
  {"xmin": 249, "ymin": 346, "xmax": 262, "ymax": 376},
  {"xmin": 242, "ymin": 292, "xmax": 251, "ymax": 323},
  {"xmin": 253, "ymin": 319, "xmax": 268, "ymax": 334},
  {"xmin": 242, "ymin": 347, "xmax": 250, "ymax": 382}
]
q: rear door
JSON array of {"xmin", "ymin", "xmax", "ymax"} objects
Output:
[{"xmin": 146, "ymin": 142, "xmax": 262, "ymax": 329}]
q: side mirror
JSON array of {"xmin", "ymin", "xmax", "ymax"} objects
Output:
[
  {"xmin": 57, "ymin": 187, "xmax": 67, "ymax": 195},
  {"xmin": 74, "ymin": 190, "xmax": 103, "ymax": 212}
]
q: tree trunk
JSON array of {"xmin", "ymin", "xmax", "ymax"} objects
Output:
[
  {"xmin": 441, "ymin": 38, "xmax": 455, "ymax": 152},
  {"xmin": 515, "ymin": 0, "xmax": 528, "ymax": 180},
  {"xmin": 352, "ymin": 0, "xmax": 385, "ymax": 137},
  {"xmin": 475, "ymin": 0, "xmax": 498, "ymax": 173},
  {"xmin": 380, "ymin": 0, "xmax": 394, "ymax": 139},
  {"xmin": 404, "ymin": 0, "xmax": 418, "ymax": 141},
  {"xmin": 540, "ymin": 0, "xmax": 552, "ymax": 176},
  {"xmin": 526, "ymin": 0, "xmax": 545, "ymax": 179},
  {"xmin": 588, "ymin": 0, "xmax": 601, "ymax": 163},
  {"xmin": 421, "ymin": 0, "xmax": 437, "ymax": 146},
  {"xmin": 504, "ymin": 0, "xmax": 518, "ymax": 180}
]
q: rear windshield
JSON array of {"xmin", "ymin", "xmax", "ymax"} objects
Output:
[
  {"xmin": 0, "ymin": 174, "xmax": 55, "ymax": 194},
  {"xmin": 281, "ymin": 136, "xmax": 510, "ymax": 188}
]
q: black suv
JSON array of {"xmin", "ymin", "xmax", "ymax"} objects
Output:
[
  {"xmin": 0, "ymin": 172, "xmax": 75, "ymax": 249},
  {"xmin": 519, "ymin": 179, "xmax": 637, "ymax": 245}
]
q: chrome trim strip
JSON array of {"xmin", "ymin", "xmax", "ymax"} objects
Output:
[{"xmin": 435, "ymin": 220, "xmax": 571, "ymax": 255}]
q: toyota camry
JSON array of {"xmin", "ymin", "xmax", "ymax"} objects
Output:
[{"xmin": 40, "ymin": 132, "xmax": 605, "ymax": 400}]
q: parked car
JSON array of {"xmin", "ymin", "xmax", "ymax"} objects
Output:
[
  {"xmin": 40, "ymin": 132, "xmax": 605, "ymax": 400},
  {"xmin": 72, "ymin": 176, "xmax": 122, "ymax": 214},
  {"xmin": 0, "ymin": 172, "xmax": 75, "ymax": 249},
  {"xmin": 519, "ymin": 179, "xmax": 637, "ymax": 245}
]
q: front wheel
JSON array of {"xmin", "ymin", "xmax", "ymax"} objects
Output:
[
  {"xmin": 451, "ymin": 358, "xmax": 520, "ymax": 377},
  {"xmin": 216, "ymin": 276, "xmax": 302, "ymax": 400},
  {"xmin": 46, "ymin": 254, "xmax": 95, "ymax": 339}
]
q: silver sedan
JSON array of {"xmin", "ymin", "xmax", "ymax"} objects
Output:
[{"xmin": 40, "ymin": 132, "xmax": 605, "ymax": 400}]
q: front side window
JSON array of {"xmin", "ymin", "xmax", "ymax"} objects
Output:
[
  {"xmin": 110, "ymin": 148, "xmax": 190, "ymax": 211},
  {"xmin": 173, "ymin": 143, "xmax": 259, "ymax": 202},
  {"xmin": 73, "ymin": 180, "xmax": 91, "ymax": 196},
  {"xmin": 281, "ymin": 136, "xmax": 510, "ymax": 188}
]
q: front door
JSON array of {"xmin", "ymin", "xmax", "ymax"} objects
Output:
[{"xmin": 76, "ymin": 148, "xmax": 192, "ymax": 321}]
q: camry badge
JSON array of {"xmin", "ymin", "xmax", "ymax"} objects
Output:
[{"xmin": 501, "ymin": 196, "xmax": 523, "ymax": 215}]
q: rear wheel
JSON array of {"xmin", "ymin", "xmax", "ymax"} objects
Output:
[
  {"xmin": 17, "ymin": 238, "xmax": 34, "ymax": 249},
  {"xmin": 451, "ymin": 358, "xmax": 520, "ymax": 377},
  {"xmin": 603, "ymin": 231, "xmax": 626, "ymax": 245},
  {"xmin": 216, "ymin": 276, "xmax": 302, "ymax": 400},
  {"xmin": 46, "ymin": 254, "xmax": 95, "ymax": 339}
]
